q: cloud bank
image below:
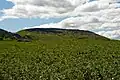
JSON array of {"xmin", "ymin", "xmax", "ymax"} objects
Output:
[{"xmin": 1, "ymin": 0, "xmax": 120, "ymax": 39}]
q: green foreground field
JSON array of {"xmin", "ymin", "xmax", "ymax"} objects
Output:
[{"xmin": 0, "ymin": 34, "xmax": 120, "ymax": 80}]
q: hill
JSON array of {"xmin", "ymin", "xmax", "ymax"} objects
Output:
[
  {"xmin": 0, "ymin": 29, "xmax": 31, "ymax": 41},
  {"xmin": 0, "ymin": 29, "xmax": 14, "ymax": 40},
  {"xmin": 0, "ymin": 28, "xmax": 110, "ymax": 41},
  {"xmin": 17, "ymin": 28, "xmax": 109, "ymax": 40},
  {"xmin": 1, "ymin": 28, "xmax": 120, "ymax": 80}
]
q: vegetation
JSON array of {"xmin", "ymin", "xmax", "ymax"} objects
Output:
[
  {"xmin": 0, "ymin": 28, "xmax": 120, "ymax": 80},
  {"xmin": 17, "ymin": 28, "xmax": 109, "ymax": 40},
  {"xmin": 0, "ymin": 29, "xmax": 31, "ymax": 42},
  {"xmin": 0, "ymin": 29, "xmax": 13, "ymax": 40}
]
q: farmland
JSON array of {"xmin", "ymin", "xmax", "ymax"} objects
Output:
[{"xmin": 0, "ymin": 28, "xmax": 120, "ymax": 80}]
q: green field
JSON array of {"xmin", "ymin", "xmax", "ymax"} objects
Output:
[
  {"xmin": 0, "ymin": 28, "xmax": 120, "ymax": 80},
  {"xmin": 0, "ymin": 34, "xmax": 120, "ymax": 80}
]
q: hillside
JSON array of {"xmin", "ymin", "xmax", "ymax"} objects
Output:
[
  {"xmin": 0, "ymin": 29, "xmax": 14, "ymax": 40},
  {"xmin": 0, "ymin": 29, "xmax": 31, "ymax": 41},
  {"xmin": 17, "ymin": 28, "xmax": 109, "ymax": 40},
  {"xmin": 0, "ymin": 28, "xmax": 120, "ymax": 80},
  {"xmin": 0, "ymin": 28, "xmax": 110, "ymax": 41}
]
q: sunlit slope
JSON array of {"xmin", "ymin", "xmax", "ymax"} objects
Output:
[
  {"xmin": 0, "ymin": 37, "xmax": 120, "ymax": 79},
  {"xmin": 17, "ymin": 28, "xmax": 110, "ymax": 40},
  {"xmin": 1, "ymin": 28, "xmax": 120, "ymax": 80}
]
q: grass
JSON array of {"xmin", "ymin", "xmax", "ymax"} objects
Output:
[{"xmin": 0, "ymin": 34, "xmax": 120, "ymax": 80}]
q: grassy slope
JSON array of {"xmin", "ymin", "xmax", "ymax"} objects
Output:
[
  {"xmin": 0, "ymin": 29, "xmax": 24, "ymax": 41},
  {"xmin": 17, "ymin": 28, "xmax": 109, "ymax": 41},
  {"xmin": 0, "ymin": 29, "xmax": 13, "ymax": 40},
  {"xmin": 0, "ymin": 32, "xmax": 120, "ymax": 80}
]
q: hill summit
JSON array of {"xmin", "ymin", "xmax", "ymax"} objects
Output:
[
  {"xmin": 17, "ymin": 28, "xmax": 110, "ymax": 40},
  {"xmin": 0, "ymin": 28, "xmax": 110, "ymax": 41}
]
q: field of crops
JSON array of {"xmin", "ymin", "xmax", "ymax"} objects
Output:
[{"xmin": 0, "ymin": 34, "xmax": 120, "ymax": 80}]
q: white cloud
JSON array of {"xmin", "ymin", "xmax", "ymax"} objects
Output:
[
  {"xmin": 3, "ymin": 0, "xmax": 120, "ymax": 18},
  {"xmin": 97, "ymin": 30, "xmax": 120, "ymax": 39},
  {"xmin": 1, "ymin": 0, "xmax": 120, "ymax": 39},
  {"xmin": 0, "ymin": 16, "xmax": 18, "ymax": 21},
  {"xmin": 25, "ymin": 16, "xmax": 120, "ymax": 39},
  {"xmin": 3, "ymin": 0, "xmax": 78, "ymax": 18}
]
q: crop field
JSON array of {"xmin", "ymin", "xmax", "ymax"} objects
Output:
[{"xmin": 0, "ymin": 34, "xmax": 120, "ymax": 80}]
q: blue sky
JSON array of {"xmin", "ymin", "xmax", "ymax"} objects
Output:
[
  {"xmin": 0, "ymin": 0, "xmax": 65, "ymax": 32},
  {"xmin": 0, "ymin": 0, "xmax": 14, "ymax": 10},
  {"xmin": 0, "ymin": 17, "xmax": 66, "ymax": 32}
]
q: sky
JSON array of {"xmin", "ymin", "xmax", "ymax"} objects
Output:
[{"xmin": 0, "ymin": 0, "xmax": 120, "ymax": 39}]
